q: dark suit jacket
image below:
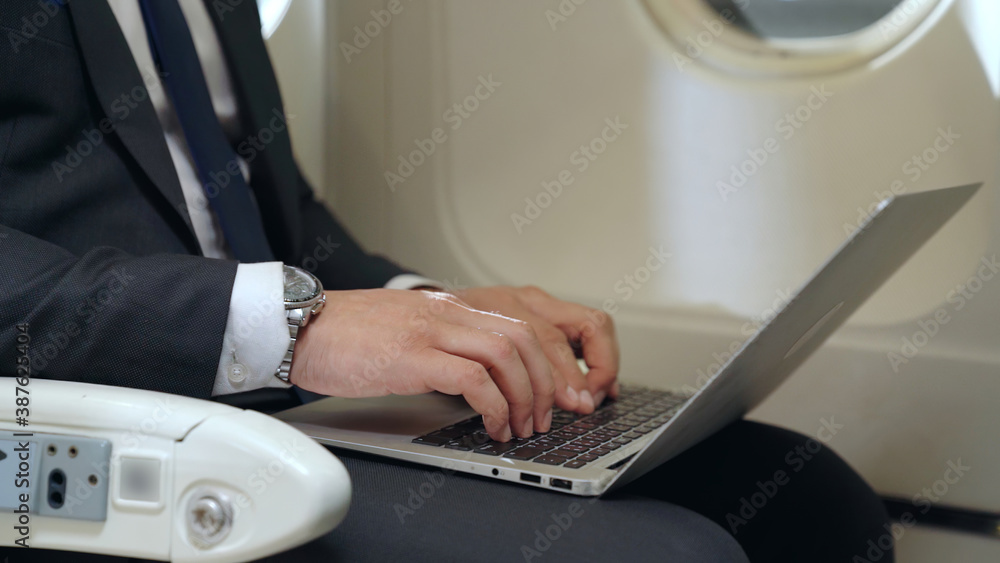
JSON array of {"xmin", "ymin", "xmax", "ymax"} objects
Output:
[{"xmin": 0, "ymin": 0, "xmax": 407, "ymax": 400}]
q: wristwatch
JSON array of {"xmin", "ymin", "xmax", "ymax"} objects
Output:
[{"xmin": 275, "ymin": 265, "xmax": 326, "ymax": 383}]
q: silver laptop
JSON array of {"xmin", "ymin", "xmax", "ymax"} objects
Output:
[{"xmin": 275, "ymin": 184, "xmax": 980, "ymax": 496}]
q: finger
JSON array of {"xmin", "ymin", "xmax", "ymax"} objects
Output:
[
  {"xmin": 497, "ymin": 311, "xmax": 573, "ymax": 424},
  {"xmin": 544, "ymin": 357, "xmax": 572, "ymax": 419},
  {"xmin": 420, "ymin": 350, "xmax": 512, "ymax": 442},
  {"xmin": 543, "ymin": 337, "xmax": 592, "ymax": 414},
  {"xmin": 510, "ymin": 289, "xmax": 590, "ymax": 406},
  {"xmin": 434, "ymin": 325, "xmax": 536, "ymax": 438},
  {"xmin": 433, "ymin": 301, "xmax": 557, "ymax": 432},
  {"xmin": 578, "ymin": 311, "xmax": 619, "ymax": 401},
  {"xmin": 454, "ymin": 305, "xmax": 561, "ymax": 429},
  {"xmin": 532, "ymin": 299, "xmax": 620, "ymax": 401}
]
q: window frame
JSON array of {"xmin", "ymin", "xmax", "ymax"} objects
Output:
[
  {"xmin": 638, "ymin": 0, "xmax": 945, "ymax": 78},
  {"xmin": 258, "ymin": 0, "xmax": 294, "ymax": 39}
]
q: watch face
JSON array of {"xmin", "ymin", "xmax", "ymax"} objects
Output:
[{"xmin": 284, "ymin": 266, "xmax": 320, "ymax": 304}]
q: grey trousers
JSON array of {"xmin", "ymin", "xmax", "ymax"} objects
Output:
[
  {"xmin": 2, "ymin": 448, "xmax": 747, "ymax": 563},
  {"xmin": 17, "ymin": 419, "xmax": 890, "ymax": 561},
  {"xmin": 264, "ymin": 449, "xmax": 750, "ymax": 563}
]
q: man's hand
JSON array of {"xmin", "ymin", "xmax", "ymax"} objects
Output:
[
  {"xmin": 290, "ymin": 289, "xmax": 558, "ymax": 442},
  {"xmin": 456, "ymin": 286, "xmax": 619, "ymax": 413}
]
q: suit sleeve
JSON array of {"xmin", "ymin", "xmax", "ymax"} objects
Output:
[
  {"xmin": 295, "ymin": 171, "xmax": 413, "ymax": 290},
  {"xmin": 0, "ymin": 224, "xmax": 237, "ymax": 399}
]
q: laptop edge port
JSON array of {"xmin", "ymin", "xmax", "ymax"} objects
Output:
[
  {"xmin": 520, "ymin": 473, "xmax": 542, "ymax": 484},
  {"xmin": 550, "ymin": 478, "xmax": 572, "ymax": 491}
]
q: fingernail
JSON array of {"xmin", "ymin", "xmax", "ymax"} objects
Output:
[
  {"xmin": 593, "ymin": 391, "xmax": 606, "ymax": 406},
  {"xmin": 580, "ymin": 390, "xmax": 594, "ymax": 412},
  {"xmin": 521, "ymin": 416, "xmax": 534, "ymax": 438},
  {"xmin": 499, "ymin": 423, "xmax": 512, "ymax": 442},
  {"xmin": 542, "ymin": 409, "xmax": 553, "ymax": 432},
  {"xmin": 565, "ymin": 385, "xmax": 579, "ymax": 405}
]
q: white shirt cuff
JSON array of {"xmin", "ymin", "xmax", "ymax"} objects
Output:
[
  {"xmin": 384, "ymin": 274, "xmax": 445, "ymax": 291},
  {"xmin": 212, "ymin": 262, "xmax": 291, "ymax": 396}
]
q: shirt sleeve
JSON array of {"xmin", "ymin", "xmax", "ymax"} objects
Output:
[
  {"xmin": 212, "ymin": 262, "xmax": 291, "ymax": 396},
  {"xmin": 212, "ymin": 269, "xmax": 445, "ymax": 396}
]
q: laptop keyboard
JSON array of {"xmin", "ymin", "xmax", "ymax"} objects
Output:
[{"xmin": 411, "ymin": 386, "xmax": 689, "ymax": 469}]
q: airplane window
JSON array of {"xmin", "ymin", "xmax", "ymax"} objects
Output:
[
  {"xmin": 704, "ymin": 0, "xmax": 906, "ymax": 39},
  {"xmin": 257, "ymin": 0, "xmax": 293, "ymax": 39},
  {"xmin": 640, "ymin": 0, "xmax": 940, "ymax": 76}
]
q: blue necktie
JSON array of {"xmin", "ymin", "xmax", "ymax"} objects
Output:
[{"xmin": 139, "ymin": 0, "xmax": 275, "ymax": 262}]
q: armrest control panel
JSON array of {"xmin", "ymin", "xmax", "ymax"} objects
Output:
[{"xmin": 1, "ymin": 433, "xmax": 111, "ymax": 522}]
